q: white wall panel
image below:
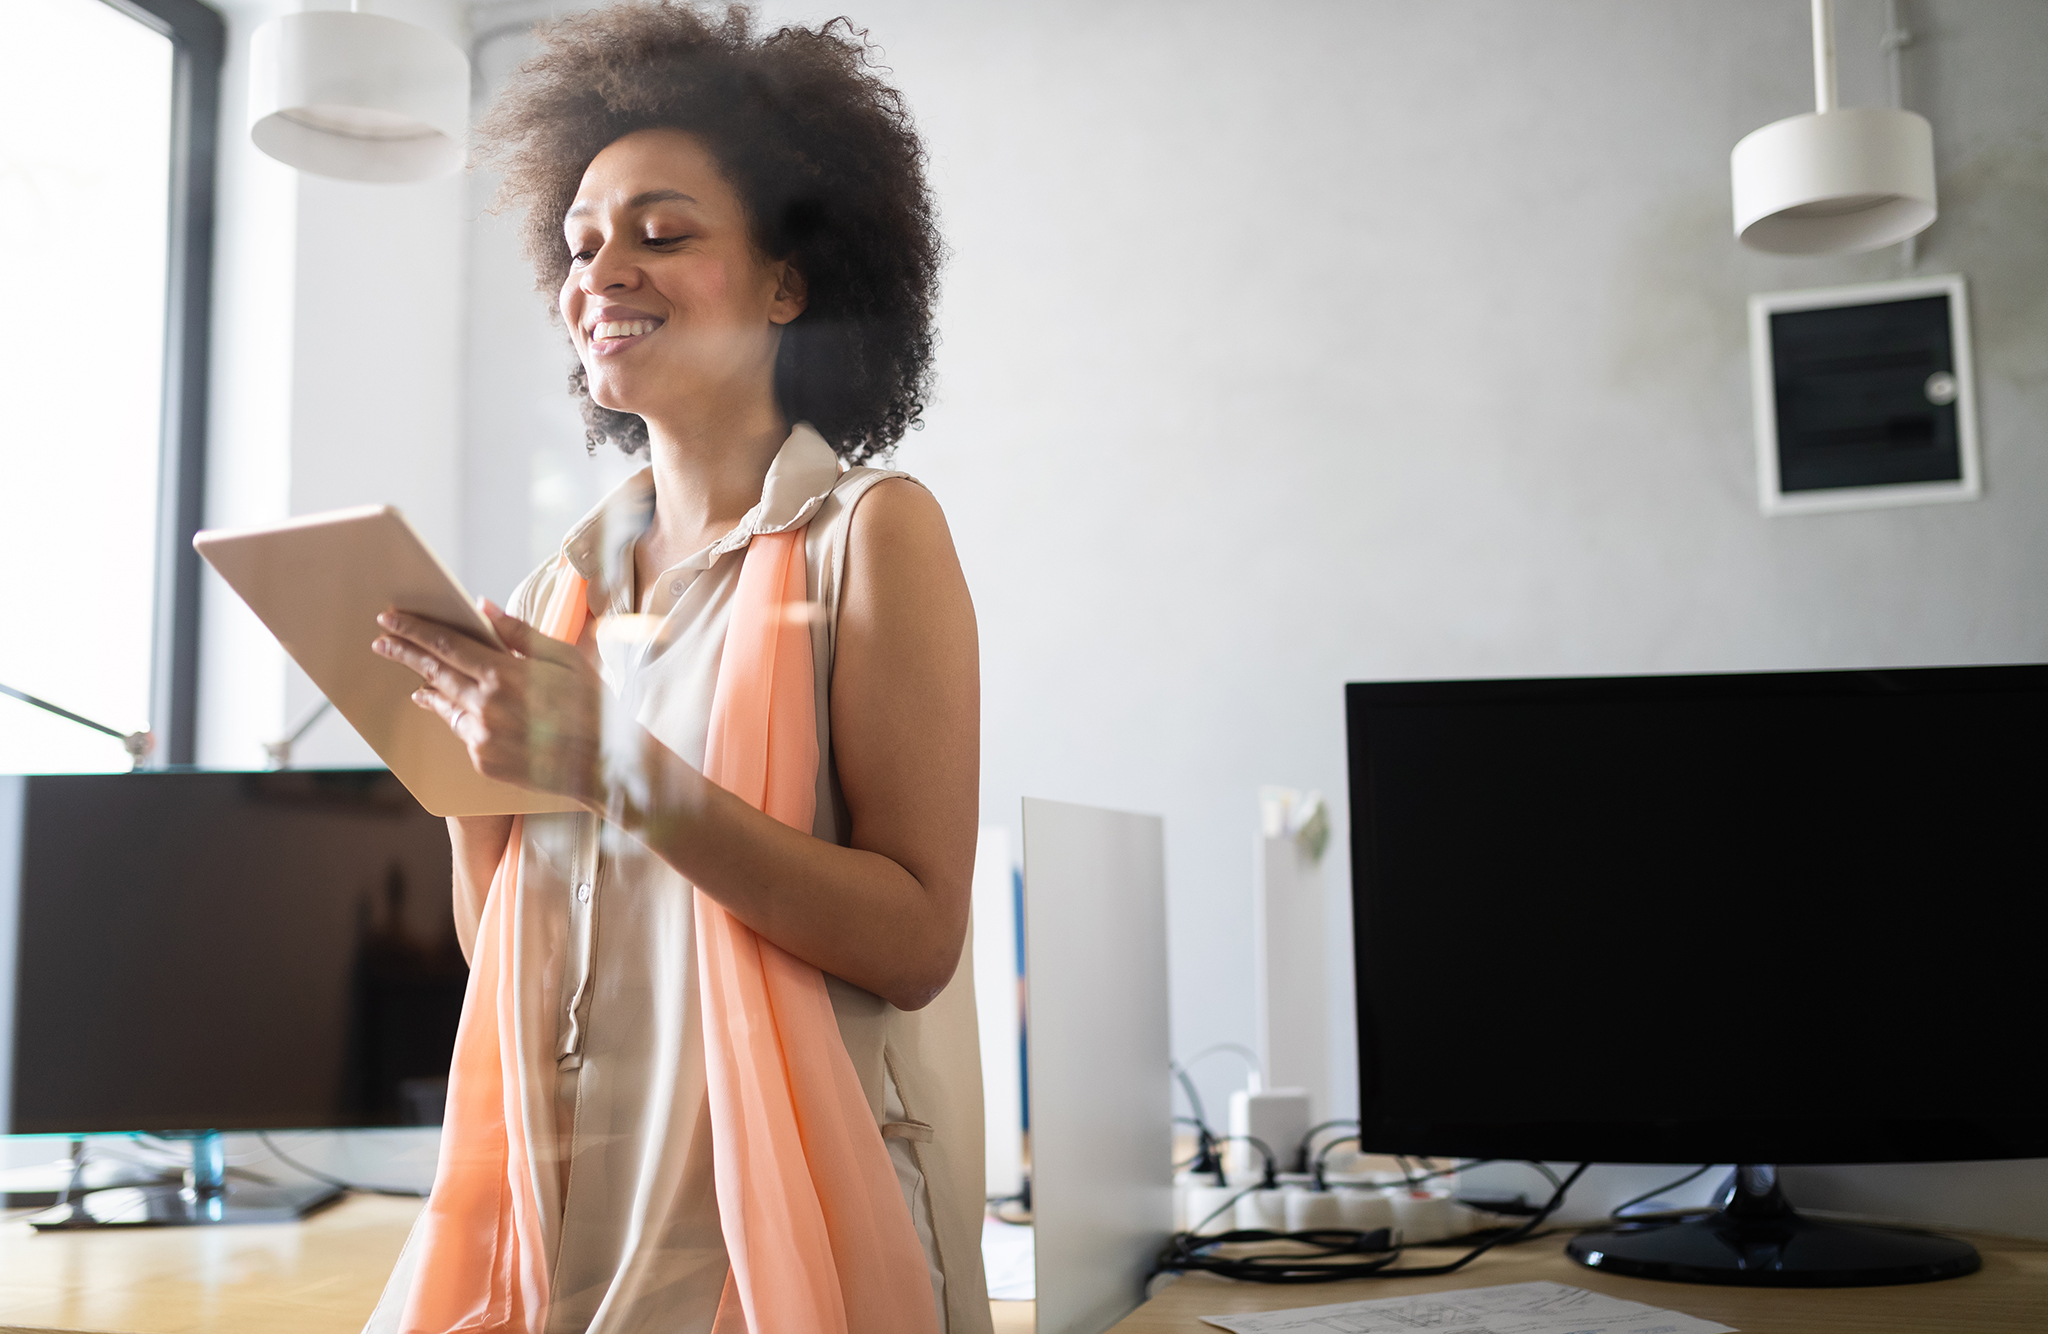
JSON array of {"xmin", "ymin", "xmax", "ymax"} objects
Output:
[{"xmin": 1022, "ymin": 798, "xmax": 1172, "ymax": 1334}]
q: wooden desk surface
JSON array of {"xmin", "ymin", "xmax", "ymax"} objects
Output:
[
  {"xmin": 0, "ymin": 1196, "xmax": 2038, "ymax": 1334},
  {"xmin": 0, "ymin": 1195, "xmax": 1039, "ymax": 1334},
  {"xmin": 1108, "ymin": 1229, "xmax": 2048, "ymax": 1334},
  {"xmin": 0, "ymin": 1195, "xmax": 423, "ymax": 1334}
]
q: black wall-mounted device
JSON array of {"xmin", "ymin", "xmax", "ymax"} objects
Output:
[
  {"xmin": 1749, "ymin": 276, "xmax": 1979, "ymax": 514},
  {"xmin": 1770, "ymin": 294, "xmax": 1961, "ymax": 493}
]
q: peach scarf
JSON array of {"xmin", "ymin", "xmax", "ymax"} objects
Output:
[{"xmin": 400, "ymin": 531, "xmax": 938, "ymax": 1334}]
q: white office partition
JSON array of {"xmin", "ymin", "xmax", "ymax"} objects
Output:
[
  {"xmin": 1254, "ymin": 823, "xmax": 1330, "ymax": 1123},
  {"xmin": 1022, "ymin": 797, "xmax": 1173, "ymax": 1334},
  {"xmin": 973, "ymin": 825, "xmax": 1025, "ymax": 1200}
]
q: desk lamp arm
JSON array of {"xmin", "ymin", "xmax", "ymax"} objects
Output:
[{"xmin": 0, "ymin": 682, "xmax": 154, "ymax": 766}]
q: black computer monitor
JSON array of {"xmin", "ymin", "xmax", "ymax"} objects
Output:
[
  {"xmin": 0, "ymin": 769, "xmax": 463, "ymax": 1225},
  {"xmin": 1345, "ymin": 663, "xmax": 2048, "ymax": 1287}
]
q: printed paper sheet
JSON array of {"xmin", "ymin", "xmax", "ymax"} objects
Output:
[{"xmin": 1199, "ymin": 1280, "xmax": 1737, "ymax": 1334}]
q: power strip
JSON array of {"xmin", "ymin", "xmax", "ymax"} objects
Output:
[{"xmin": 1175, "ymin": 1172, "xmax": 1516, "ymax": 1243}]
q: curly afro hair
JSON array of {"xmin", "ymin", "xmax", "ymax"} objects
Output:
[{"xmin": 475, "ymin": 2, "xmax": 941, "ymax": 465}]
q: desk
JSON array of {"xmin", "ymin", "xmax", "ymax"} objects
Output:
[
  {"xmin": 0, "ymin": 1196, "xmax": 1036, "ymax": 1334},
  {"xmin": 1108, "ymin": 1229, "xmax": 2048, "ymax": 1333},
  {"xmin": 0, "ymin": 1199, "xmax": 2038, "ymax": 1334},
  {"xmin": 0, "ymin": 1195, "xmax": 421, "ymax": 1333}
]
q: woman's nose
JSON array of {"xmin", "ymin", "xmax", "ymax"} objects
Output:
[{"xmin": 582, "ymin": 241, "xmax": 640, "ymax": 292}]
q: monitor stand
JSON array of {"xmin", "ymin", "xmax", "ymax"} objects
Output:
[
  {"xmin": 26, "ymin": 1131, "xmax": 343, "ymax": 1230},
  {"xmin": 0, "ymin": 1138, "xmax": 178, "ymax": 1207},
  {"xmin": 1567, "ymin": 1164, "xmax": 1980, "ymax": 1287}
]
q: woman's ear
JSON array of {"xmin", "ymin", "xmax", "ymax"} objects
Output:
[{"xmin": 770, "ymin": 261, "xmax": 809, "ymax": 325}]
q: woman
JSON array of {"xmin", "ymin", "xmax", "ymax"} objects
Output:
[{"xmin": 363, "ymin": 6, "xmax": 985, "ymax": 1332}]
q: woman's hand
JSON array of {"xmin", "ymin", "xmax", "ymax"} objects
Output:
[{"xmin": 373, "ymin": 601, "xmax": 605, "ymax": 805}]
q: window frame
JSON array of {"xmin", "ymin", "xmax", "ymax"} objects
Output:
[{"xmin": 98, "ymin": 0, "xmax": 224, "ymax": 765}]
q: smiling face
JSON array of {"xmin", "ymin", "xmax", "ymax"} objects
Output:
[{"xmin": 560, "ymin": 128, "xmax": 807, "ymax": 433}]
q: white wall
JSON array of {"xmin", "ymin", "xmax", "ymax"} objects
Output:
[
  {"xmin": 197, "ymin": 0, "xmax": 472, "ymax": 768},
  {"xmin": 195, "ymin": 0, "xmax": 298, "ymax": 768},
  {"xmin": 777, "ymin": 0, "xmax": 2048, "ymax": 1125},
  {"xmin": 434, "ymin": 0, "xmax": 2048, "ymax": 1233},
  {"xmin": 457, "ymin": 16, "xmax": 647, "ymax": 599}
]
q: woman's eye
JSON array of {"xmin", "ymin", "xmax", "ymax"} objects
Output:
[
  {"xmin": 647, "ymin": 234, "xmax": 690, "ymax": 247},
  {"xmin": 568, "ymin": 247, "xmax": 596, "ymax": 264}
]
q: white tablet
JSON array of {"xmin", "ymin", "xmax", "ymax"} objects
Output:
[{"xmin": 195, "ymin": 506, "xmax": 583, "ymax": 817}]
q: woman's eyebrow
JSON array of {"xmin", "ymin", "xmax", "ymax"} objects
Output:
[{"xmin": 565, "ymin": 189, "xmax": 700, "ymax": 220}]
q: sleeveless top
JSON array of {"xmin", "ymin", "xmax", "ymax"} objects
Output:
[{"xmin": 365, "ymin": 424, "xmax": 992, "ymax": 1334}]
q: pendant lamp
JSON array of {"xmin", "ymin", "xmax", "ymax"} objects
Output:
[
  {"xmin": 1730, "ymin": 0, "xmax": 1935, "ymax": 255},
  {"xmin": 248, "ymin": 5, "xmax": 470, "ymax": 183}
]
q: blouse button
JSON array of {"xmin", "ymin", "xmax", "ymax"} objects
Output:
[
  {"xmin": 575, "ymin": 882, "xmax": 592, "ymax": 904},
  {"xmin": 669, "ymin": 579, "xmax": 685, "ymax": 597}
]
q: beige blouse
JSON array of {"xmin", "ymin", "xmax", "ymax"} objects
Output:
[{"xmin": 366, "ymin": 425, "xmax": 991, "ymax": 1334}]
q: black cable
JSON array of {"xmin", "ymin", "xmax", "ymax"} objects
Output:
[
  {"xmin": 1311, "ymin": 1145, "xmax": 1560, "ymax": 1199},
  {"xmin": 1172, "ymin": 1118, "xmax": 1222, "ymax": 1176},
  {"xmin": 255, "ymin": 1130, "xmax": 429, "ymax": 1199},
  {"xmin": 1300, "ymin": 1119, "xmax": 1358, "ymax": 1146},
  {"xmin": 1307, "ymin": 1139, "xmax": 1479, "ymax": 1191},
  {"xmin": 1181, "ymin": 1180, "xmax": 1263, "ymax": 1237},
  {"xmin": 1168, "ymin": 1060, "xmax": 1211, "ymax": 1140},
  {"xmin": 1168, "ymin": 1135, "xmax": 1285, "ymax": 1239},
  {"xmin": 1610, "ymin": 1164, "xmax": 1714, "ymax": 1220},
  {"xmin": 1295, "ymin": 1119, "xmax": 1358, "ymax": 1174},
  {"xmin": 1212, "ymin": 1135, "xmax": 1279, "ymax": 1187},
  {"xmin": 1384, "ymin": 1163, "xmax": 1589, "ymax": 1278},
  {"xmin": 1430, "ymin": 1158, "xmax": 1560, "ymax": 1194},
  {"xmin": 1399, "ymin": 1159, "xmax": 1464, "ymax": 1187},
  {"xmin": 1310, "ymin": 1135, "xmax": 1358, "ymax": 1189},
  {"xmin": 1155, "ymin": 1161, "xmax": 1589, "ymax": 1285},
  {"xmin": 1302, "ymin": 1138, "xmax": 1565, "ymax": 1209},
  {"xmin": 1160, "ymin": 1225, "xmax": 1405, "ymax": 1283}
]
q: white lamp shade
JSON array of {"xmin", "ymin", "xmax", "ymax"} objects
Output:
[
  {"xmin": 249, "ymin": 12, "xmax": 470, "ymax": 184},
  {"xmin": 1731, "ymin": 107, "xmax": 1936, "ymax": 255}
]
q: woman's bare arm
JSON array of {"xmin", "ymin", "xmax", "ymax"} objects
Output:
[
  {"xmin": 377, "ymin": 479, "xmax": 978, "ymax": 1009},
  {"xmin": 610, "ymin": 480, "xmax": 979, "ymax": 1008}
]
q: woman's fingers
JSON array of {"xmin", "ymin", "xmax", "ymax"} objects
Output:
[
  {"xmin": 484, "ymin": 601, "xmax": 582, "ymax": 668},
  {"xmin": 376, "ymin": 610, "xmax": 505, "ymax": 680},
  {"xmin": 373, "ymin": 630, "xmax": 485, "ymax": 704},
  {"xmin": 379, "ymin": 602, "xmax": 602, "ymax": 799},
  {"xmin": 409, "ymin": 684, "xmax": 479, "ymax": 743}
]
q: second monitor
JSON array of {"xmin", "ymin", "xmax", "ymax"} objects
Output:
[{"xmin": 1345, "ymin": 662, "xmax": 2048, "ymax": 1285}]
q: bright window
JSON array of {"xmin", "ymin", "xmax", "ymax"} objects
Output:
[{"xmin": 0, "ymin": 0, "xmax": 176, "ymax": 771}]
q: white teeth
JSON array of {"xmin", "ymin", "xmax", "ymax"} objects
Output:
[{"xmin": 592, "ymin": 319, "xmax": 656, "ymax": 340}]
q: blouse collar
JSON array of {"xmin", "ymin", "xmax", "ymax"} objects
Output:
[{"xmin": 557, "ymin": 422, "xmax": 842, "ymax": 609}]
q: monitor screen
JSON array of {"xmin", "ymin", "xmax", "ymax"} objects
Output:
[
  {"xmin": 1346, "ymin": 663, "xmax": 2048, "ymax": 1165},
  {"xmin": 0, "ymin": 769, "xmax": 463, "ymax": 1135}
]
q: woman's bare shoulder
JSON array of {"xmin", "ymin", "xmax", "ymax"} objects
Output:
[{"xmin": 846, "ymin": 471, "xmax": 946, "ymax": 532}]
